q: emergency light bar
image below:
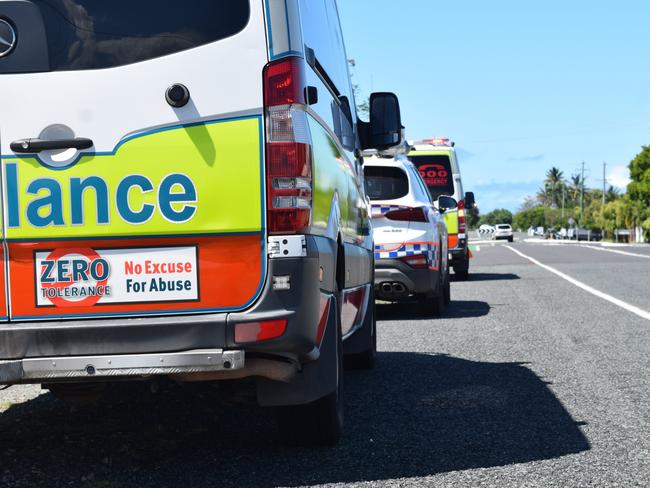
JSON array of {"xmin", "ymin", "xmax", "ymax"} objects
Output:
[{"xmin": 410, "ymin": 138, "xmax": 455, "ymax": 147}]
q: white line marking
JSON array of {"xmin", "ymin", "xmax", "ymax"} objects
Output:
[
  {"xmin": 505, "ymin": 245, "xmax": 650, "ymax": 321},
  {"xmin": 579, "ymin": 245, "xmax": 650, "ymax": 260}
]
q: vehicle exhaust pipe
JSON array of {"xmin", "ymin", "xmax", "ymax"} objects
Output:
[
  {"xmin": 171, "ymin": 357, "xmax": 298, "ymax": 383},
  {"xmin": 381, "ymin": 282, "xmax": 393, "ymax": 294},
  {"xmin": 393, "ymin": 282, "xmax": 407, "ymax": 294}
]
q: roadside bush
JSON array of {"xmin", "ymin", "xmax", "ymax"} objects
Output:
[
  {"xmin": 478, "ymin": 208, "xmax": 513, "ymax": 226},
  {"xmin": 513, "ymin": 207, "xmax": 545, "ymax": 230}
]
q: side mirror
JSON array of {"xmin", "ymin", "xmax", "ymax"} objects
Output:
[
  {"xmin": 464, "ymin": 191, "xmax": 475, "ymax": 209},
  {"xmin": 438, "ymin": 196, "xmax": 458, "ymax": 213},
  {"xmin": 362, "ymin": 92, "xmax": 402, "ymax": 150}
]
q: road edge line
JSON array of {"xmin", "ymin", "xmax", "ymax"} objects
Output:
[
  {"xmin": 504, "ymin": 245, "xmax": 650, "ymax": 322},
  {"xmin": 579, "ymin": 244, "xmax": 650, "ymax": 260}
]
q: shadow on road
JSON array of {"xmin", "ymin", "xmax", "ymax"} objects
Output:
[
  {"xmin": 376, "ymin": 300, "xmax": 490, "ymax": 321},
  {"xmin": 0, "ymin": 353, "xmax": 589, "ymax": 487},
  {"xmin": 452, "ymin": 272, "xmax": 520, "ymax": 282}
]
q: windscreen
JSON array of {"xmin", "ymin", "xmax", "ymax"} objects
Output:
[
  {"xmin": 408, "ymin": 154, "xmax": 455, "ymax": 199},
  {"xmin": 364, "ymin": 166, "xmax": 409, "ymax": 201},
  {"xmin": 1, "ymin": 0, "xmax": 250, "ymax": 73}
]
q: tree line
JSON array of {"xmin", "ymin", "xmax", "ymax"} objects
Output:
[{"xmin": 468, "ymin": 145, "xmax": 650, "ymax": 239}]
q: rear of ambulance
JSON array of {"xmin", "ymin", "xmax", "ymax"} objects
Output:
[{"xmin": 0, "ymin": 1, "xmax": 319, "ymax": 386}]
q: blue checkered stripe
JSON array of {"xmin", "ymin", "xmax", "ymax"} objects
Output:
[
  {"xmin": 371, "ymin": 205, "xmax": 404, "ymax": 217},
  {"xmin": 374, "ymin": 243, "xmax": 437, "ymax": 266}
]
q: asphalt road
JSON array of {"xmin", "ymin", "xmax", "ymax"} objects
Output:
[{"xmin": 1, "ymin": 241, "xmax": 649, "ymax": 487}]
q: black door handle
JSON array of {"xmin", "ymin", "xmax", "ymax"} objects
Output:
[{"xmin": 10, "ymin": 137, "xmax": 93, "ymax": 154}]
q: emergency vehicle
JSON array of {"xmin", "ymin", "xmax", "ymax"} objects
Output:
[
  {"xmin": 408, "ymin": 138, "xmax": 474, "ymax": 280},
  {"xmin": 0, "ymin": 0, "xmax": 403, "ymax": 446},
  {"xmin": 364, "ymin": 148, "xmax": 452, "ymax": 315}
]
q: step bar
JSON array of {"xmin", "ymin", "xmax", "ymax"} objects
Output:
[{"xmin": 0, "ymin": 349, "xmax": 245, "ymax": 384}]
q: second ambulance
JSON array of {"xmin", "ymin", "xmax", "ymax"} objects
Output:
[{"xmin": 408, "ymin": 138, "xmax": 474, "ymax": 280}]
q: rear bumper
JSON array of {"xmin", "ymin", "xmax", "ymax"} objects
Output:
[
  {"xmin": 0, "ymin": 235, "xmax": 347, "ymax": 384},
  {"xmin": 0, "ymin": 349, "xmax": 245, "ymax": 384},
  {"xmin": 374, "ymin": 258, "xmax": 434, "ymax": 299}
]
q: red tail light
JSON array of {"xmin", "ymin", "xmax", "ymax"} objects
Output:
[
  {"xmin": 264, "ymin": 57, "xmax": 313, "ymax": 235},
  {"xmin": 385, "ymin": 207, "xmax": 428, "ymax": 222},
  {"xmin": 264, "ymin": 57, "xmax": 307, "ymax": 106},
  {"xmin": 399, "ymin": 254, "xmax": 428, "ymax": 268},
  {"xmin": 458, "ymin": 201, "xmax": 467, "ymax": 234},
  {"xmin": 235, "ymin": 319, "xmax": 288, "ymax": 344}
]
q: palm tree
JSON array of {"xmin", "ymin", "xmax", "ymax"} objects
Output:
[
  {"xmin": 605, "ymin": 185, "xmax": 621, "ymax": 203},
  {"xmin": 569, "ymin": 173, "xmax": 584, "ymax": 206},
  {"xmin": 543, "ymin": 167, "xmax": 565, "ymax": 207}
]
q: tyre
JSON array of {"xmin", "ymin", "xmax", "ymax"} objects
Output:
[
  {"xmin": 508, "ymin": 236, "xmax": 513, "ymax": 242},
  {"xmin": 418, "ymin": 261, "xmax": 447, "ymax": 317},
  {"xmin": 453, "ymin": 251, "xmax": 470, "ymax": 280},
  {"xmin": 276, "ymin": 291, "xmax": 344, "ymax": 447},
  {"xmin": 47, "ymin": 383, "xmax": 107, "ymax": 405},
  {"xmin": 443, "ymin": 266, "xmax": 451, "ymax": 306},
  {"xmin": 454, "ymin": 264, "xmax": 469, "ymax": 281}
]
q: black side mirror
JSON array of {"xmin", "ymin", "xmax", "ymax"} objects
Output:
[
  {"xmin": 438, "ymin": 196, "xmax": 458, "ymax": 213},
  {"xmin": 465, "ymin": 191, "xmax": 475, "ymax": 209},
  {"xmin": 361, "ymin": 92, "xmax": 402, "ymax": 150}
]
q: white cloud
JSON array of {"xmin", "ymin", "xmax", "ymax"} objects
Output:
[{"xmin": 607, "ymin": 165, "xmax": 630, "ymax": 189}]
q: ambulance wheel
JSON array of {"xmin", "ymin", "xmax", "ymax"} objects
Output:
[
  {"xmin": 47, "ymin": 383, "xmax": 107, "ymax": 405},
  {"xmin": 454, "ymin": 258, "xmax": 470, "ymax": 281},
  {"xmin": 276, "ymin": 290, "xmax": 344, "ymax": 446}
]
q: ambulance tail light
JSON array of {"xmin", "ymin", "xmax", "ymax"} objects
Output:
[
  {"xmin": 264, "ymin": 57, "xmax": 313, "ymax": 235},
  {"xmin": 458, "ymin": 201, "xmax": 467, "ymax": 234},
  {"xmin": 235, "ymin": 319, "xmax": 288, "ymax": 344},
  {"xmin": 385, "ymin": 207, "xmax": 428, "ymax": 222}
]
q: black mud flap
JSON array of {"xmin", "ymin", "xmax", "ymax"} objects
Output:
[
  {"xmin": 342, "ymin": 287, "xmax": 375, "ymax": 356},
  {"xmin": 256, "ymin": 298, "xmax": 339, "ymax": 407}
]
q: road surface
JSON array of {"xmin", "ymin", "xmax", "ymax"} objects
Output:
[{"xmin": 1, "ymin": 240, "xmax": 648, "ymax": 487}]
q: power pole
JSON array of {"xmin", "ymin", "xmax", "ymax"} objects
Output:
[
  {"xmin": 602, "ymin": 162, "xmax": 607, "ymax": 208},
  {"xmin": 601, "ymin": 162, "xmax": 607, "ymax": 239},
  {"xmin": 580, "ymin": 161, "xmax": 586, "ymax": 222}
]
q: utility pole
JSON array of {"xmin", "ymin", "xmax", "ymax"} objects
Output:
[
  {"xmin": 580, "ymin": 161, "xmax": 586, "ymax": 222},
  {"xmin": 602, "ymin": 162, "xmax": 607, "ymax": 208},
  {"xmin": 601, "ymin": 162, "xmax": 607, "ymax": 239}
]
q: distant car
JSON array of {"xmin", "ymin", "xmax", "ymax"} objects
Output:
[
  {"xmin": 494, "ymin": 224, "xmax": 514, "ymax": 242},
  {"xmin": 364, "ymin": 154, "xmax": 451, "ymax": 316},
  {"xmin": 573, "ymin": 228, "xmax": 602, "ymax": 241}
]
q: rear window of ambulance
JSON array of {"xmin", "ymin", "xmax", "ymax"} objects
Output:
[
  {"xmin": 4, "ymin": 0, "xmax": 250, "ymax": 73},
  {"xmin": 408, "ymin": 154, "xmax": 455, "ymax": 199},
  {"xmin": 364, "ymin": 166, "xmax": 409, "ymax": 201}
]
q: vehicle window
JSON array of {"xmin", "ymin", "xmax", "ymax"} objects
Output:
[
  {"xmin": 408, "ymin": 154, "xmax": 455, "ymax": 199},
  {"xmin": 299, "ymin": 0, "xmax": 352, "ymax": 99},
  {"xmin": 8, "ymin": 1, "xmax": 250, "ymax": 73},
  {"xmin": 364, "ymin": 166, "xmax": 409, "ymax": 201},
  {"xmin": 411, "ymin": 166, "xmax": 433, "ymax": 203},
  {"xmin": 300, "ymin": 0, "xmax": 356, "ymax": 151}
]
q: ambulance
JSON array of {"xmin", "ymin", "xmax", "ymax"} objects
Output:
[
  {"xmin": 0, "ymin": 0, "xmax": 403, "ymax": 446},
  {"xmin": 408, "ymin": 139, "xmax": 474, "ymax": 280}
]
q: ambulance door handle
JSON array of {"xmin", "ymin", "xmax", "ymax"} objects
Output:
[{"xmin": 10, "ymin": 137, "xmax": 94, "ymax": 154}]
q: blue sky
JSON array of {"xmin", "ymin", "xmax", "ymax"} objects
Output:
[{"xmin": 338, "ymin": 0, "xmax": 650, "ymax": 212}]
